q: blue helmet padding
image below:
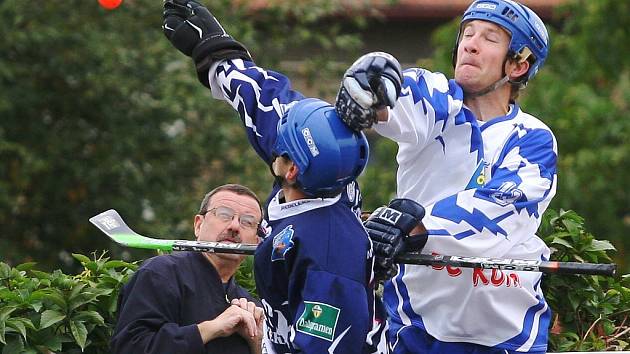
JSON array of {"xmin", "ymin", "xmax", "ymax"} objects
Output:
[
  {"xmin": 273, "ymin": 98, "xmax": 369, "ymax": 196},
  {"xmin": 454, "ymin": 0, "xmax": 549, "ymax": 82}
]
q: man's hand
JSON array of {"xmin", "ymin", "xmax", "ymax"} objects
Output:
[
  {"xmin": 365, "ymin": 198, "xmax": 426, "ymax": 281},
  {"xmin": 230, "ymin": 298, "xmax": 263, "ymax": 338},
  {"xmin": 197, "ymin": 301, "xmax": 260, "ymax": 344},
  {"xmin": 231, "ymin": 298, "xmax": 263, "ymax": 354},
  {"xmin": 162, "ymin": 0, "xmax": 251, "ymax": 87},
  {"xmin": 335, "ymin": 52, "xmax": 403, "ymax": 131}
]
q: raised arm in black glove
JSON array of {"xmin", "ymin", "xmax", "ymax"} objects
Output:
[
  {"xmin": 335, "ymin": 52, "xmax": 403, "ymax": 131},
  {"xmin": 365, "ymin": 198, "xmax": 427, "ymax": 281},
  {"xmin": 162, "ymin": 0, "xmax": 251, "ymax": 88}
]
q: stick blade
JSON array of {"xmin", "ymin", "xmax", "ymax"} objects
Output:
[{"xmin": 89, "ymin": 209, "xmax": 173, "ymax": 251}]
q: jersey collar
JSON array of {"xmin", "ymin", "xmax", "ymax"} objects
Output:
[
  {"xmin": 267, "ymin": 189, "xmax": 341, "ymax": 221},
  {"xmin": 477, "ymin": 103, "xmax": 521, "ymax": 132}
]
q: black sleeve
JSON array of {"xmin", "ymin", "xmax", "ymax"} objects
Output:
[{"xmin": 110, "ymin": 268, "xmax": 206, "ymax": 354}]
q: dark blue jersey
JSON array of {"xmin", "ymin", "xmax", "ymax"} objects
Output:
[
  {"xmin": 255, "ymin": 190, "xmax": 374, "ymax": 354},
  {"xmin": 208, "ymin": 59, "xmax": 382, "ymax": 353}
]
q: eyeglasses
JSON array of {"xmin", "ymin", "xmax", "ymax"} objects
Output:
[{"xmin": 200, "ymin": 206, "xmax": 260, "ymax": 230}]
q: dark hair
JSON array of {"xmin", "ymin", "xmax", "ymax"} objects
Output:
[{"xmin": 198, "ymin": 184, "xmax": 262, "ymax": 215}]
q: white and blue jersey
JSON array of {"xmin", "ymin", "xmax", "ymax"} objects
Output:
[
  {"xmin": 207, "ymin": 59, "xmax": 384, "ymax": 354},
  {"xmin": 377, "ymin": 68, "xmax": 557, "ymax": 353}
]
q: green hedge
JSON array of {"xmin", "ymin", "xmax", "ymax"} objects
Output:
[
  {"xmin": 0, "ymin": 253, "xmax": 137, "ymax": 353},
  {"xmin": 540, "ymin": 210, "xmax": 630, "ymax": 351},
  {"xmin": 1, "ymin": 210, "xmax": 628, "ymax": 353}
]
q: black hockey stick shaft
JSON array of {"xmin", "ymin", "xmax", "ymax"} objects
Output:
[
  {"xmin": 90, "ymin": 209, "xmax": 617, "ymax": 277},
  {"xmin": 394, "ymin": 252, "xmax": 616, "ymax": 276}
]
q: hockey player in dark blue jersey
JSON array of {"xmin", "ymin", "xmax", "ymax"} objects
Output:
[
  {"xmin": 161, "ymin": 1, "xmax": 425, "ymax": 352},
  {"xmin": 254, "ymin": 98, "xmax": 374, "ymax": 354}
]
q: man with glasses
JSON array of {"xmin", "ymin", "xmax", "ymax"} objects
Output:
[{"xmin": 111, "ymin": 184, "xmax": 265, "ymax": 354}]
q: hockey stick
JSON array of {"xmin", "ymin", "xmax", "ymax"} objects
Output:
[
  {"xmin": 89, "ymin": 209, "xmax": 617, "ymax": 277},
  {"xmin": 89, "ymin": 209, "xmax": 257, "ymax": 254}
]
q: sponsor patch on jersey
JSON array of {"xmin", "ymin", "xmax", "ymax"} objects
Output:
[
  {"xmin": 271, "ymin": 225, "xmax": 295, "ymax": 261},
  {"xmin": 301, "ymin": 128, "xmax": 320, "ymax": 157},
  {"xmin": 296, "ymin": 302, "xmax": 340, "ymax": 342},
  {"xmin": 491, "ymin": 181, "xmax": 523, "ymax": 206},
  {"xmin": 465, "ymin": 160, "xmax": 486, "ymax": 189}
]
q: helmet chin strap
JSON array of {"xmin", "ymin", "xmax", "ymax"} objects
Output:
[{"xmin": 464, "ymin": 75, "xmax": 511, "ymax": 98}]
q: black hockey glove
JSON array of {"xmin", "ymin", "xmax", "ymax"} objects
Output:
[
  {"xmin": 365, "ymin": 198, "xmax": 427, "ymax": 281},
  {"xmin": 335, "ymin": 52, "xmax": 403, "ymax": 131},
  {"xmin": 163, "ymin": 0, "xmax": 251, "ymax": 87}
]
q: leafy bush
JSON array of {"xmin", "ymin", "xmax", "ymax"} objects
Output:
[
  {"xmin": 1, "ymin": 209, "xmax": 627, "ymax": 352},
  {"xmin": 0, "ymin": 253, "xmax": 136, "ymax": 353},
  {"xmin": 541, "ymin": 209, "xmax": 630, "ymax": 351},
  {"xmin": 235, "ymin": 256, "xmax": 257, "ymax": 298}
]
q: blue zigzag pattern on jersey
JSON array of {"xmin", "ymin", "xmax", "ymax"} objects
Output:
[
  {"xmin": 215, "ymin": 61, "xmax": 305, "ymax": 164},
  {"xmin": 401, "ymin": 70, "xmax": 484, "ymax": 164},
  {"xmin": 431, "ymin": 195, "xmax": 512, "ymax": 239},
  {"xmin": 489, "ymin": 126, "xmax": 557, "ymax": 217}
]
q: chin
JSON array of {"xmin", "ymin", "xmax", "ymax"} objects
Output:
[
  {"xmin": 217, "ymin": 253, "xmax": 244, "ymax": 262},
  {"xmin": 454, "ymin": 77, "xmax": 476, "ymax": 91}
]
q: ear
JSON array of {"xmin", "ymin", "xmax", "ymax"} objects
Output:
[
  {"xmin": 508, "ymin": 59, "xmax": 530, "ymax": 81},
  {"xmin": 286, "ymin": 163, "xmax": 300, "ymax": 183},
  {"xmin": 193, "ymin": 214, "xmax": 203, "ymax": 240}
]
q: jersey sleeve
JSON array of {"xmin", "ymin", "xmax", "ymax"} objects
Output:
[
  {"xmin": 207, "ymin": 59, "xmax": 305, "ymax": 165},
  {"xmin": 373, "ymin": 68, "xmax": 466, "ymax": 146},
  {"xmin": 422, "ymin": 126, "xmax": 558, "ymax": 258},
  {"xmin": 110, "ymin": 269, "xmax": 205, "ymax": 354},
  {"xmin": 290, "ymin": 269, "xmax": 370, "ymax": 354}
]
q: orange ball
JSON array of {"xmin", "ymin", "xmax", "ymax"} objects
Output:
[{"xmin": 99, "ymin": 0, "xmax": 123, "ymax": 10}]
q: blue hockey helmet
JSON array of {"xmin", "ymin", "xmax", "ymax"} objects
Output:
[
  {"xmin": 273, "ymin": 98, "xmax": 369, "ymax": 197},
  {"xmin": 453, "ymin": 0, "xmax": 549, "ymax": 83}
]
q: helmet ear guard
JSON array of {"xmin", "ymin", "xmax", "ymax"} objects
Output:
[
  {"xmin": 452, "ymin": 0, "xmax": 550, "ymax": 85},
  {"xmin": 272, "ymin": 98, "xmax": 369, "ymax": 197}
]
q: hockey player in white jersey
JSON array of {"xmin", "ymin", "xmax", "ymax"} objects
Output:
[{"xmin": 336, "ymin": 1, "xmax": 557, "ymax": 353}]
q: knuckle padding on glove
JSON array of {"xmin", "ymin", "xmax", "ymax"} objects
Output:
[
  {"xmin": 364, "ymin": 220, "xmax": 402, "ymax": 244},
  {"xmin": 370, "ymin": 206, "xmax": 418, "ymax": 235},
  {"xmin": 335, "ymin": 52, "xmax": 402, "ymax": 132},
  {"xmin": 357, "ymin": 55, "xmax": 403, "ymax": 106},
  {"xmin": 388, "ymin": 198, "xmax": 425, "ymax": 222},
  {"xmin": 335, "ymin": 85, "xmax": 376, "ymax": 132}
]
